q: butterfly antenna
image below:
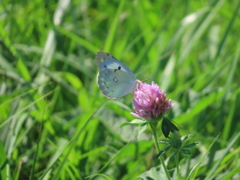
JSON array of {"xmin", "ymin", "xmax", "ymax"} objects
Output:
[{"xmin": 140, "ymin": 71, "xmax": 151, "ymax": 82}]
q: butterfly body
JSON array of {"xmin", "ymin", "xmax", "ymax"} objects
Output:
[{"xmin": 96, "ymin": 51, "xmax": 137, "ymax": 99}]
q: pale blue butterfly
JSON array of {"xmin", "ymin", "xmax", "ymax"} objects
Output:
[{"xmin": 96, "ymin": 51, "xmax": 138, "ymax": 99}]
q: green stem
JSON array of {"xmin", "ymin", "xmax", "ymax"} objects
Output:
[
  {"xmin": 150, "ymin": 123, "xmax": 171, "ymax": 180},
  {"xmin": 175, "ymin": 153, "xmax": 180, "ymax": 178}
]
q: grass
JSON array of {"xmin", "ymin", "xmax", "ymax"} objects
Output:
[{"xmin": 0, "ymin": 0, "xmax": 240, "ymax": 179}]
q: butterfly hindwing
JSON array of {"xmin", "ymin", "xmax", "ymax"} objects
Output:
[{"xmin": 98, "ymin": 69, "xmax": 137, "ymax": 98}]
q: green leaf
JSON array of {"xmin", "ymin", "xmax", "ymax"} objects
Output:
[
  {"xmin": 156, "ymin": 146, "xmax": 171, "ymax": 159},
  {"xmin": 161, "ymin": 118, "xmax": 171, "ymax": 138},
  {"xmin": 181, "ymin": 134, "xmax": 191, "ymax": 141},
  {"xmin": 169, "ymin": 150, "xmax": 180, "ymax": 162},
  {"xmin": 161, "ymin": 117, "xmax": 179, "ymax": 138},
  {"xmin": 182, "ymin": 142, "xmax": 198, "ymax": 148},
  {"xmin": 131, "ymin": 119, "xmax": 146, "ymax": 124},
  {"xmin": 159, "ymin": 141, "xmax": 170, "ymax": 145},
  {"xmin": 181, "ymin": 148, "xmax": 192, "ymax": 155},
  {"xmin": 120, "ymin": 119, "xmax": 146, "ymax": 127}
]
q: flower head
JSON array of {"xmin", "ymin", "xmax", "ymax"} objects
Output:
[{"xmin": 131, "ymin": 81, "xmax": 173, "ymax": 120}]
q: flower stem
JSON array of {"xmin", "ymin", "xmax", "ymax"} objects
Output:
[
  {"xmin": 175, "ymin": 153, "xmax": 180, "ymax": 178},
  {"xmin": 150, "ymin": 122, "xmax": 171, "ymax": 180}
]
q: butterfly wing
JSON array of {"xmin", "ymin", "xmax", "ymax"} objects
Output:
[
  {"xmin": 96, "ymin": 51, "xmax": 137, "ymax": 98},
  {"xmin": 98, "ymin": 69, "xmax": 137, "ymax": 98},
  {"xmin": 96, "ymin": 51, "xmax": 136, "ymax": 78}
]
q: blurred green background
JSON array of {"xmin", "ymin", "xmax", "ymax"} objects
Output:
[{"xmin": 0, "ymin": 0, "xmax": 240, "ymax": 179}]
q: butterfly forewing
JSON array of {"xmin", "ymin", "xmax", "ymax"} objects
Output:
[{"xmin": 96, "ymin": 51, "xmax": 136, "ymax": 78}]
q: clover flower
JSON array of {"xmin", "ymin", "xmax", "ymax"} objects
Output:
[{"xmin": 131, "ymin": 81, "xmax": 173, "ymax": 120}]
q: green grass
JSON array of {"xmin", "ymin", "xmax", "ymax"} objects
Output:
[{"xmin": 1, "ymin": 0, "xmax": 240, "ymax": 179}]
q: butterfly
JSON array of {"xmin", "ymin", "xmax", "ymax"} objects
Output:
[{"xmin": 96, "ymin": 51, "xmax": 138, "ymax": 99}]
